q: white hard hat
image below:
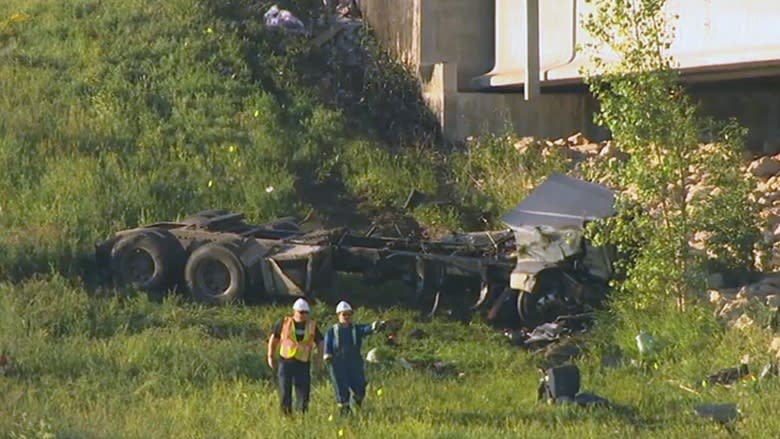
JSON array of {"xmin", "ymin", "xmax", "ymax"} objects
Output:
[
  {"xmin": 336, "ymin": 301, "xmax": 353, "ymax": 314},
  {"xmin": 293, "ymin": 298, "xmax": 310, "ymax": 312}
]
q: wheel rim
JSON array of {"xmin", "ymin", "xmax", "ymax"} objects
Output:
[
  {"xmin": 121, "ymin": 248, "xmax": 156, "ymax": 285},
  {"xmin": 196, "ymin": 259, "xmax": 231, "ymax": 297},
  {"xmin": 518, "ymin": 289, "xmax": 567, "ymax": 327}
]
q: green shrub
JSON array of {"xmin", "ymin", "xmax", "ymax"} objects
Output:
[
  {"xmin": 339, "ymin": 140, "xmax": 438, "ymax": 208},
  {"xmin": 447, "ymin": 133, "xmax": 572, "ymax": 229}
]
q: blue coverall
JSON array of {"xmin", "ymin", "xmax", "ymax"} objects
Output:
[{"xmin": 323, "ymin": 322, "xmax": 375, "ymax": 410}]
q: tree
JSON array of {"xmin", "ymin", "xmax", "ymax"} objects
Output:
[{"xmin": 580, "ymin": 0, "xmax": 761, "ymax": 311}]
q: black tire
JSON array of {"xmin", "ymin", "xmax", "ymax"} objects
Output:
[
  {"xmin": 516, "ymin": 268, "xmax": 568, "ymax": 328},
  {"xmin": 517, "ymin": 290, "xmax": 543, "ymax": 328},
  {"xmin": 186, "ymin": 209, "xmax": 230, "ymax": 221},
  {"xmin": 486, "ymin": 287, "xmax": 521, "ymax": 327},
  {"xmin": 110, "ymin": 230, "xmax": 183, "ymax": 293},
  {"xmin": 266, "ymin": 217, "xmax": 301, "ymax": 232},
  {"xmin": 184, "ymin": 242, "xmax": 246, "ymax": 305}
]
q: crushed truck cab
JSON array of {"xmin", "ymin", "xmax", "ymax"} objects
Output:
[{"xmin": 497, "ymin": 174, "xmax": 617, "ymax": 327}]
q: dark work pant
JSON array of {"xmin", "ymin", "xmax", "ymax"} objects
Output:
[
  {"xmin": 328, "ymin": 355, "xmax": 366, "ymax": 406},
  {"xmin": 277, "ymin": 359, "xmax": 311, "ymax": 414}
]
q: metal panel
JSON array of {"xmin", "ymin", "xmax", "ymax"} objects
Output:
[
  {"xmin": 500, "ymin": 173, "xmax": 615, "ymax": 230},
  {"xmin": 475, "ymin": 0, "xmax": 780, "ymax": 89}
]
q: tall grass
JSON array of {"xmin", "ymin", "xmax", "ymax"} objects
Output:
[
  {"xmin": 2, "ymin": 1, "xmax": 778, "ymax": 438},
  {"xmin": 3, "ymin": 275, "xmax": 780, "ymax": 438},
  {"xmin": 0, "ymin": 0, "xmax": 444, "ymax": 279}
]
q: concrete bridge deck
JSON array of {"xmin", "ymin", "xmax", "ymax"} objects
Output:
[{"xmin": 361, "ymin": 0, "xmax": 780, "ymax": 150}]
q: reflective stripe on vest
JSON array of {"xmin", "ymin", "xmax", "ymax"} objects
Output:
[
  {"xmin": 279, "ymin": 316, "xmax": 316, "ymax": 362},
  {"xmin": 332, "ymin": 323, "xmax": 357, "ymax": 351}
]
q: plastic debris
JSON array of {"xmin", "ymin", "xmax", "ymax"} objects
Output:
[
  {"xmin": 264, "ymin": 5, "xmax": 306, "ymax": 34},
  {"xmin": 397, "ymin": 357, "xmax": 459, "ymax": 376},
  {"xmin": 323, "ymin": 0, "xmax": 362, "ymax": 19},
  {"xmin": 365, "ymin": 346, "xmax": 395, "ymax": 364},
  {"xmin": 635, "ymin": 329, "xmax": 656, "ymax": 358},
  {"xmin": 525, "ymin": 322, "xmax": 565, "ymax": 345},
  {"xmin": 759, "ymin": 361, "xmax": 778, "ymax": 380},
  {"xmin": 704, "ymin": 363, "xmax": 750, "ymax": 386},
  {"xmin": 537, "ymin": 365, "xmax": 615, "ymax": 408},
  {"xmin": 694, "ymin": 403, "xmax": 739, "ymax": 425}
]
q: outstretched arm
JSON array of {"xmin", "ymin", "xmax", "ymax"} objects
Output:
[{"xmin": 358, "ymin": 321, "xmax": 386, "ymax": 336}]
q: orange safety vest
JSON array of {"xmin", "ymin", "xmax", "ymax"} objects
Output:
[{"xmin": 279, "ymin": 316, "xmax": 317, "ymax": 362}]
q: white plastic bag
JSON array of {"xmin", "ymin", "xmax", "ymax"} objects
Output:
[{"xmin": 264, "ymin": 4, "xmax": 306, "ymax": 33}]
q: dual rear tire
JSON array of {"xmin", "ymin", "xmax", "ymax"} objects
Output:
[
  {"xmin": 184, "ymin": 242, "xmax": 246, "ymax": 305},
  {"xmin": 110, "ymin": 230, "xmax": 183, "ymax": 293},
  {"xmin": 110, "ymin": 232, "xmax": 246, "ymax": 304}
]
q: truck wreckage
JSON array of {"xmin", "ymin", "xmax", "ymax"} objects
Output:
[{"xmin": 95, "ymin": 174, "xmax": 617, "ymax": 328}]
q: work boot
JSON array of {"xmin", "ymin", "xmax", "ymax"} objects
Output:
[{"xmin": 338, "ymin": 403, "xmax": 351, "ymax": 416}]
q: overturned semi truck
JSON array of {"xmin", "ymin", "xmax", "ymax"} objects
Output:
[{"xmin": 95, "ymin": 174, "xmax": 617, "ymax": 327}]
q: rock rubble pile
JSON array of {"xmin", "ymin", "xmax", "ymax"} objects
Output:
[{"xmin": 512, "ymin": 132, "xmax": 780, "ymax": 329}]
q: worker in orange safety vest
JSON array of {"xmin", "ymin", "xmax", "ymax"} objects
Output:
[{"xmin": 267, "ymin": 298, "xmax": 324, "ymax": 415}]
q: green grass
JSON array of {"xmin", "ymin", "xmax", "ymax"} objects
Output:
[
  {"xmin": 1, "ymin": 0, "xmax": 778, "ymax": 437},
  {"xmin": 3, "ymin": 275, "xmax": 780, "ymax": 438}
]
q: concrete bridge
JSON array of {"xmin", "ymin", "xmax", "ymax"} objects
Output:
[{"xmin": 361, "ymin": 0, "xmax": 780, "ymax": 150}]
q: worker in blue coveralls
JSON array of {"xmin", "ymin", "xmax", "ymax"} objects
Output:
[{"xmin": 323, "ymin": 301, "xmax": 385, "ymax": 414}]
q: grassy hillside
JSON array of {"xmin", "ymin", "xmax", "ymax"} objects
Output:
[
  {"xmin": 1, "ymin": 1, "xmax": 778, "ymax": 438},
  {"xmin": 0, "ymin": 0, "xmax": 566, "ymax": 280}
]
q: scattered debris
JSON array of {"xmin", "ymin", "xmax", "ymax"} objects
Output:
[
  {"xmin": 693, "ymin": 403, "xmax": 739, "ymax": 430},
  {"xmin": 537, "ymin": 364, "xmax": 614, "ymax": 408},
  {"xmin": 635, "ymin": 329, "xmax": 657, "ymax": 359},
  {"xmin": 365, "ymin": 345, "xmax": 398, "ymax": 364},
  {"xmin": 525, "ymin": 322, "xmax": 566, "ymax": 345},
  {"xmin": 537, "ymin": 364, "xmax": 580, "ymax": 403},
  {"xmin": 759, "ymin": 361, "xmax": 778, "ymax": 380},
  {"xmin": 704, "ymin": 363, "xmax": 750, "ymax": 386},
  {"xmin": 504, "ymin": 329, "xmax": 526, "ymax": 346},
  {"xmin": 538, "ymin": 341, "xmax": 583, "ymax": 370},
  {"xmin": 503, "ymin": 313, "xmax": 592, "ymax": 350},
  {"xmin": 365, "ymin": 347, "xmax": 380, "ymax": 363},
  {"xmin": 397, "ymin": 357, "xmax": 460, "ymax": 377},
  {"xmin": 263, "ymin": 5, "xmax": 306, "ymax": 34}
]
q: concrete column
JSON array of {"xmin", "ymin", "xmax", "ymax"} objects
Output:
[
  {"xmin": 479, "ymin": 0, "xmax": 525, "ymax": 88},
  {"xmin": 524, "ymin": 0, "xmax": 540, "ymax": 100},
  {"xmin": 472, "ymin": 0, "xmax": 576, "ymax": 89}
]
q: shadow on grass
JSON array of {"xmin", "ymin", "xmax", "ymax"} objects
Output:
[{"xmin": 425, "ymin": 404, "xmax": 663, "ymax": 433}]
